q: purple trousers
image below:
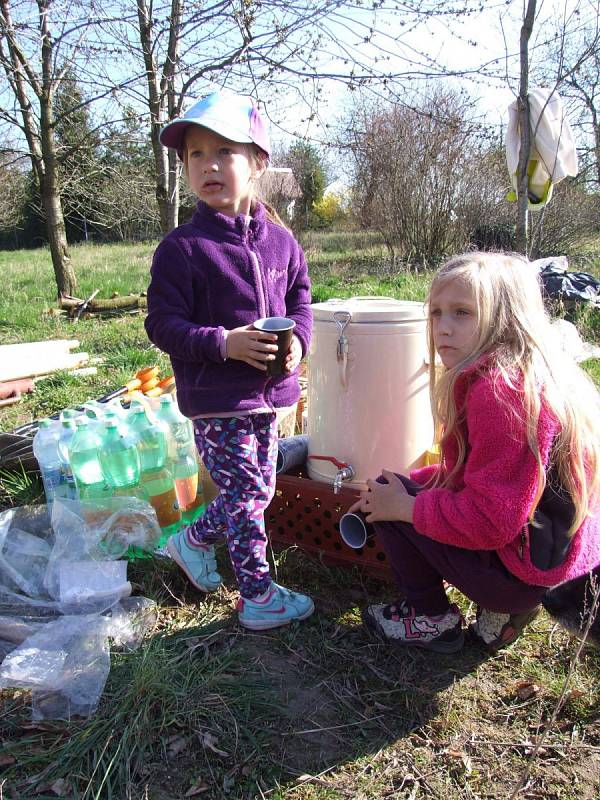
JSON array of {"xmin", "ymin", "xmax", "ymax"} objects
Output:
[
  {"xmin": 188, "ymin": 413, "xmax": 278, "ymax": 599},
  {"xmin": 374, "ymin": 477, "xmax": 547, "ymax": 615}
]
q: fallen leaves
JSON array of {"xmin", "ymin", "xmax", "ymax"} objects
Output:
[
  {"xmin": 33, "ymin": 777, "xmax": 71, "ymax": 796},
  {"xmin": 195, "ymin": 729, "xmax": 229, "ymax": 758},
  {"xmin": 184, "ymin": 776, "xmax": 210, "ymax": 797},
  {"xmin": 515, "ymin": 681, "xmax": 541, "ymax": 701},
  {"xmin": 166, "ymin": 734, "xmax": 190, "ymax": 760},
  {"xmin": 443, "ymin": 746, "xmax": 473, "ymax": 776}
]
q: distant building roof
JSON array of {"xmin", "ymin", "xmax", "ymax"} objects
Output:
[{"xmin": 258, "ymin": 167, "xmax": 302, "ymax": 200}]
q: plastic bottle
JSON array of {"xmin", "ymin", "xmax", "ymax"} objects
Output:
[
  {"xmin": 103, "ymin": 397, "xmax": 127, "ymax": 420},
  {"xmin": 59, "ymin": 408, "xmax": 79, "ymax": 421},
  {"xmin": 141, "ymin": 466, "xmax": 182, "ymax": 546},
  {"xmin": 155, "ymin": 395, "xmax": 194, "ymax": 455},
  {"xmin": 68, "ymin": 416, "xmax": 108, "ymax": 500},
  {"xmin": 82, "ymin": 402, "xmax": 108, "ymax": 435},
  {"xmin": 56, "ymin": 418, "xmax": 78, "ymax": 500},
  {"xmin": 98, "ymin": 418, "xmax": 141, "ymax": 495},
  {"xmin": 126, "ymin": 405, "xmax": 181, "ymax": 542},
  {"xmin": 156, "ymin": 396, "xmax": 205, "ymax": 524},
  {"xmin": 174, "ymin": 447, "xmax": 206, "ymax": 525},
  {"xmin": 127, "ymin": 405, "xmax": 168, "ymax": 472},
  {"xmin": 32, "ymin": 418, "xmax": 62, "ymax": 506}
]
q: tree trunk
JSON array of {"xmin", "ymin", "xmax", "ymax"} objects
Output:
[
  {"xmin": 153, "ymin": 127, "xmax": 170, "ymax": 235},
  {"xmin": 137, "ymin": 0, "xmax": 183, "ymax": 235},
  {"xmin": 166, "ymin": 148, "xmax": 180, "ymax": 230},
  {"xmin": 41, "ymin": 181, "xmax": 77, "ymax": 298},
  {"xmin": 38, "ymin": 23, "xmax": 77, "ymax": 299},
  {"xmin": 515, "ymin": 0, "xmax": 536, "ymax": 255},
  {"xmin": 594, "ymin": 111, "xmax": 600, "ymax": 187}
]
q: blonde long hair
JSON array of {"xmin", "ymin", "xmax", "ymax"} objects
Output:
[{"xmin": 427, "ymin": 251, "xmax": 600, "ymax": 535}]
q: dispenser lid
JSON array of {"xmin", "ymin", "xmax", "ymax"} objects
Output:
[{"xmin": 311, "ymin": 296, "xmax": 425, "ymax": 323}]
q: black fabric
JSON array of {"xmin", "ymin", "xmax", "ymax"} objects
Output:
[
  {"xmin": 528, "ymin": 463, "xmax": 575, "ymax": 570},
  {"xmin": 540, "ymin": 264, "xmax": 600, "ymax": 304}
]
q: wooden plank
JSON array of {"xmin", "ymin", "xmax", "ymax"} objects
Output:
[
  {"xmin": 0, "ymin": 339, "xmax": 80, "ymax": 356},
  {"xmin": 34, "ymin": 366, "xmax": 98, "ymax": 382},
  {"xmin": 0, "ymin": 395, "xmax": 22, "ymax": 408},
  {"xmin": 0, "ymin": 352, "xmax": 90, "ymax": 382}
]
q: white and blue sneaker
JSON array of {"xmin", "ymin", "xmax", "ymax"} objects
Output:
[
  {"xmin": 238, "ymin": 583, "xmax": 315, "ymax": 630},
  {"xmin": 166, "ymin": 529, "xmax": 222, "ymax": 592}
]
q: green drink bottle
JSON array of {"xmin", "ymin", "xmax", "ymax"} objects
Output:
[
  {"xmin": 127, "ymin": 405, "xmax": 181, "ymax": 542},
  {"xmin": 68, "ymin": 416, "xmax": 108, "ymax": 500}
]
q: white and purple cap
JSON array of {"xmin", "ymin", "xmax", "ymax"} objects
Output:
[{"xmin": 159, "ymin": 92, "xmax": 271, "ymax": 160}]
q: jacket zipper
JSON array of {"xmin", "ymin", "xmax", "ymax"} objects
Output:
[
  {"xmin": 243, "ymin": 216, "xmax": 274, "ymax": 408},
  {"xmin": 244, "ymin": 216, "xmax": 267, "ymax": 319}
]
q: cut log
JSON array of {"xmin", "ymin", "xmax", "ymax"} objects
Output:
[{"xmin": 59, "ymin": 295, "xmax": 147, "ymax": 312}]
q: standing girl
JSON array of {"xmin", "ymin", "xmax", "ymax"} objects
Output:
[
  {"xmin": 349, "ymin": 252, "xmax": 600, "ymax": 653},
  {"xmin": 145, "ymin": 92, "xmax": 314, "ymax": 630}
]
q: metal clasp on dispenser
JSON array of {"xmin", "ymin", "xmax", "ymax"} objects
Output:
[
  {"xmin": 308, "ymin": 454, "xmax": 355, "ymax": 494},
  {"xmin": 333, "ymin": 310, "xmax": 351, "ymax": 389},
  {"xmin": 333, "ymin": 310, "xmax": 351, "ymax": 362}
]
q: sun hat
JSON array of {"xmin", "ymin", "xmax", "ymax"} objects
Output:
[{"xmin": 159, "ymin": 92, "xmax": 271, "ymax": 160}]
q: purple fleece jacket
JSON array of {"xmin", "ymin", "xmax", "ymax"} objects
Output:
[
  {"xmin": 410, "ymin": 362, "xmax": 600, "ymax": 588},
  {"xmin": 145, "ymin": 201, "xmax": 312, "ymax": 417}
]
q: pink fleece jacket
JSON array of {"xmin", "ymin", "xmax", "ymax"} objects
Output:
[{"xmin": 410, "ymin": 365, "xmax": 600, "ymax": 588}]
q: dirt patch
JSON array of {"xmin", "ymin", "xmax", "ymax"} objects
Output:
[{"xmin": 241, "ymin": 637, "xmax": 349, "ymax": 773}]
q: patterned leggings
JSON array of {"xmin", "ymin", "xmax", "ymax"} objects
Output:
[{"xmin": 188, "ymin": 413, "xmax": 278, "ymax": 599}]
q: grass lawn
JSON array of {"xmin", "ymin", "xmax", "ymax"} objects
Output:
[{"xmin": 0, "ymin": 236, "xmax": 599, "ymax": 800}]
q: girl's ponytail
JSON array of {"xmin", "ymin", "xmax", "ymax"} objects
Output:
[
  {"xmin": 249, "ymin": 145, "xmax": 292, "ymax": 231},
  {"xmin": 260, "ymin": 199, "xmax": 291, "ymax": 230}
]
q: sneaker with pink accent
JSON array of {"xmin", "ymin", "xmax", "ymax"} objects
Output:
[
  {"xmin": 166, "ymin": 528, "xmax": 222, "ymax": 592},
  {"xmin": 469, "ymin": 606, "xmax": 541, "ymax": 652},
  {"xmin": 238, "ymin": 583, "xmax": 315, "ymax": 631},
  {"xmin": 363, "ymin": 600, "xmax": 464, "ymax": 653}
]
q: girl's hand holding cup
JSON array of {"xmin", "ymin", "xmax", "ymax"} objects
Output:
[
  {"xmin": 348, "ymin": 469, "xmax": 415, "ymax": 523},
  {"xmin": 284, "ymin": 335, "xmax": 302, "ymax": 374},
  {"xmin": 226, "ymin": 325, "xmax": 278, "ymax": 370}
]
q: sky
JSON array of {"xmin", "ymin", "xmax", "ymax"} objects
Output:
[
  {"xmin": 2, "ymin": 0, "xmax": 597, "ymax": 174},
  {"xmin": 263, "ymin": 0, "xmax": 598, "ymax": 150}
]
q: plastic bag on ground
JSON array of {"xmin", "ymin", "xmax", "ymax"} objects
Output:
[
  {"xmin": 0, "ymin": 597, "xmax": 158, "ymax": 720},
  {"xmin": 0, "ymin": 501, "xmax": 159, "ymax": 719}
]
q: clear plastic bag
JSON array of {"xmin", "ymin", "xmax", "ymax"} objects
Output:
[
  {"xmin": 0, "ymin": 501, "xmax": 159, "ymax": 719},
  {"xmin": 1, "ymin": 598, "xmax": 157, "ymax": 720},
  {"xmin": 0, "ymin": 506, "xmax": 56, "ymax": 608}
]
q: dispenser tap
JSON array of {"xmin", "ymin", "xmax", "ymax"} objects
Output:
[
  {"xmin": 307, "ymin": 454, "xmax": 355, "ymax": 494},
  {"xmin": 333, "ymin": 465, "xmax": 355, "ymax": 494}
]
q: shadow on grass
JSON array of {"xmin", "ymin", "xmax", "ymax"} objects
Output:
[{"xmin": 0, "ymin": 546, "xmax": 491, "ymax": 800}]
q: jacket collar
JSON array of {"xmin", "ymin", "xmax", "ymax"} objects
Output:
[{"xmin": 191, "ymin": 200, "xmax": 267, "ymax": 244}]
